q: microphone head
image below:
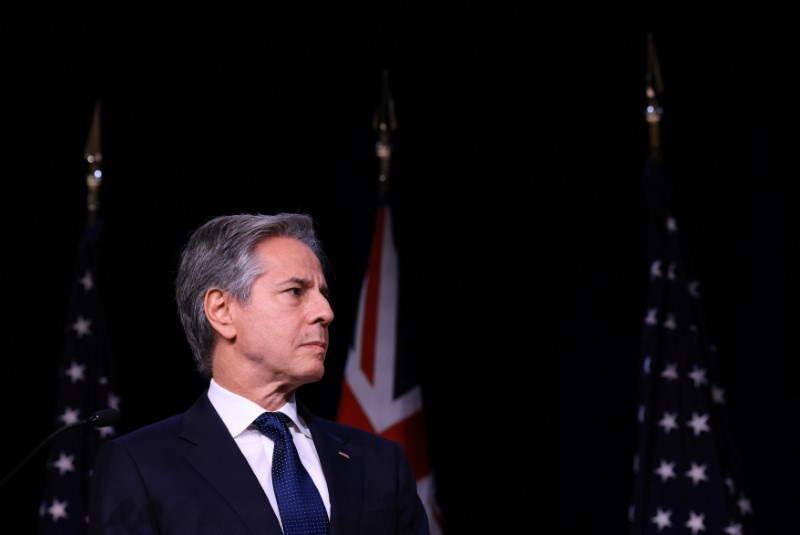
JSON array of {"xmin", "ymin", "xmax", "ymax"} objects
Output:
[{"xmin": 87, "ymin": 408, "xmax": 120, "ymax": 428}]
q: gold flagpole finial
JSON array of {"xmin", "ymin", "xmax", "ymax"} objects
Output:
[
  {"xmin": 645, "ymin": 32, "xmax": 664, "ymax": 161},
  {"xmin": 84, "ymin": 101, "xmax": 103, "ymax": 227},
  {"xmin": 372, "ymin": 69, "xmax": 397, "ymax": 196}
]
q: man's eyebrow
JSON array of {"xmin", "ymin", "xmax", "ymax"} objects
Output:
[
  {"xmin": 286, "ymin": 277, "xmax": 312, "ymax": 287},
  {"xmin": 286, "ymin": 277, "xmax": 330, "ymax": 299}
]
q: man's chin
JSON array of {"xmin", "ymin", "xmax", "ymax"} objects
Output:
[{"xmin": 298, "ymin": 362, "xmax": 325, "ymax": 384}]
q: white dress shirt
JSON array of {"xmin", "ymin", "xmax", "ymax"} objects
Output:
[{"xmin": 206, "ymin": 378, "xmax": 331, "ymax": 528}]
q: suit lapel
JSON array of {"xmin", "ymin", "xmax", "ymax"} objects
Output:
[
  {"xmin": 181, "ymin": 393, "xmax": 283, "ymax": 534},
  {"xmin": 300, "ymin": 403, "xmax": 364, "ymax": 535}
]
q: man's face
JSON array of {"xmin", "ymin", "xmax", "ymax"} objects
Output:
[{"xmin": 231, "ymin": 236, "xmax": 333, "ymax": 388}]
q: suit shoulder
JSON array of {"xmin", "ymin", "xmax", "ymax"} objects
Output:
[
  {"xmin": 312, "ymin": 416, "xmax": 398, "ymax": 448},
  {"xmin": 112, "ymin": 413, "xmax": 184, "ymax": 445}
]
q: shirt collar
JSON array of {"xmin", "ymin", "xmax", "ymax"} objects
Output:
[{"xmin": 207, "ymin": 378, "xmax": 311, "ymax": 438}]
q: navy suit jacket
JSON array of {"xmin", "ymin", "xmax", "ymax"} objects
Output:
[{"xmin": 88, "ymin": 392, "xmax": 429, "ymax": 534}]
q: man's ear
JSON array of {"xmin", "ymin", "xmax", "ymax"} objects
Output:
[{"xmin": 204, "ymin": 288, "xmax": 237, "ymax": 340}]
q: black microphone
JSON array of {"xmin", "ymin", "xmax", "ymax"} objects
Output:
[
  {"xmin": 0, "ymin": 408, "xmax": 120, "ymax": 490},
  {"xmin": 85, "ymin": 408, "xmax": 121, "ymax": 427}
]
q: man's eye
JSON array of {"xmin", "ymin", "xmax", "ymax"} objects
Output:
[{"xmin": 288, "ymin": 287, "xmax": 302, "ymax": 296}]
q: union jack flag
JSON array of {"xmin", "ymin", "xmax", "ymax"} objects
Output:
[{"xmin": 336, "ymin": 197, "xmax": 443, "ymax": 534}]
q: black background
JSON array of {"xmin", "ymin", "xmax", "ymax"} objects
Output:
[
  {"xmin": 3, "ymin": 3, "xmax": 539, "ymax": 533},
  {"xmin": 2, "ymin": 3, "xmax": 797, "ymax": 534},
  {"xmin": 572, "ymin": 3, "xmax": 797, "ymax": 534}
]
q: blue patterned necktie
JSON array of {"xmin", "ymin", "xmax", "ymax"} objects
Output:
[{"xmin": 253, "ymin": 411, "xmax": 329, "ymax": 535}]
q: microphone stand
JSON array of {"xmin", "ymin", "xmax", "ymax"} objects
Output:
[{"xmin": 0, "ymin": 409, "xmax": 119, "ymax": 490}]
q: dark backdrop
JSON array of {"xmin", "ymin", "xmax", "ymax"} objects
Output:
[
  {"xmin": 2, "ymin": 3, "xmax": 797, "ymax": 534},
  {"xmin": 2, "ymin": 3, "xmax": 542, "ymax": 533},
  {"xmin": 570, "ymin": 3, "xmax": 797, "ymax": 534}
]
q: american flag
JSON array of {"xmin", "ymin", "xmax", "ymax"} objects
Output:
[
  {"xmin": 336, "ymin": 199, "xmax": 443, "ymax": 534},
  {"xmin": 628, "ymin": 156, "xmax": 755, "ymax": 534},
  {"xmin": 38, "ymin": 218, "xmax": 120, "ymax": 534}
]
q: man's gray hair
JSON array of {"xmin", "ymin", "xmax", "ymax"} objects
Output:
[{"xmin": 174, "ymin": 213, "xmax": 327, "ymax": 377}]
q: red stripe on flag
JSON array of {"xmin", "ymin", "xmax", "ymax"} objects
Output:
[
  {"xmin": 359, "ymin": 205, "xmax": 387, "ymax": 383},
  {"xmin": 337, "ymin": 202, "xmax": 444, "ymax": 533},
  {"xmin": 335, "ymin": 379, "xmax": 376, "ymax": 433}
]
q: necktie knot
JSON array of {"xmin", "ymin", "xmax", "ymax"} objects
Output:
[
  {"xmin": 254, "ymin": 411, "xmax": 292, "ymax": 442},
  {"xmin": 252, "ymin": 411, "xmax": 329, "ymax": 535}
]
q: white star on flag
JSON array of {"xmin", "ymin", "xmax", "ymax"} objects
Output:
[
  {"xmin": 651, "ymin": 508, "xmax": 672, "ymax": 531},
  {"xmin": 71, "ymin": 316, "xmax": 92, "ymax": 337},
  {"xmin": 650, "ymin": 260, "xmax": 663, "ymax": 278},
  {"xmin": 688, "ymin": 365, "xmax": 708, "ymax": 387},
  {"xmin": 52, "ymin": 453, "xmax": 76, "ymax": 475},
  {"xmin": 660, "ymin": 362, "xmax": 679, "ymax": 381},
  {"xmin": 666, "ymin": 262, "xmax": 676, "ymax": 280},
  {"xmin": 654, "ymin": 460, "xmax": 677, "ymax": 482},
  {"xmin": 685, "ymin": 511, "xmax": 706, "ymax": 534},
  {"xmin": 711, "ymin": 385, "xmax": 726, "ymax": 404},
  {"xmin": 666, "ymin": 216, "xmax": 678, "ymax": 232},
  {"xmin": 657, "ymin": 412, "xmax": 679, "ymax": 433},
  {"xmin": 79, "ymin": 270, "xmax": 94, "ymax": 292},
  {"xmin": 724, "ymin": 522, "xmax": 743, "ymax": 535},
  {"xmin": 59, "ymin": 407, "xmax": 81, "ymax": 426},
  {"xmin": 685, "ymin": 462, "xmax": 709, "ymax": 485},
  {"xmin": 47, "ymin": 499, "xmax": 69, "ymax": 521},
  {"xmin": 687, "ymin": 280, "xmax": 701, "ymax": 298},
  {"xmin": 737, "ymin": 496, "xmax": 753, "ymax": 515},
  {"xmin": 107, "ymin": 393, "xmax": 121, "ymax": 410},
  {"xmin": 64, "ymin": 361, "xmax": 86, "ymax": 383},
  {"xmin": 686, "ymin": 412, "xmax": 710, "ymax": 436}
]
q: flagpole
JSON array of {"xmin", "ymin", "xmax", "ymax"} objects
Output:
[
  {"xmin": 336, "ymin": 69, "xmax": 444, "ymax": 533},
  {"xmin": 372, "ymin": 69, "xmax": 397, "ymax": 195},
  {"xmin": 84, "ymin": 101, "xmax": 102, "ymax": 228},
  {"xmin": 629, "ymin": 32, "xmax": 755, "ymax": 535},
  {"xmin": 38, "ymin": 98, "xmax": 120, "ymax": 535},
  {"xmin": 644, "ymin": 32, "xmax": 664, "ymax": 162}
]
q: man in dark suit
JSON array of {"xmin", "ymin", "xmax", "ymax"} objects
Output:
[{"xmin": 88, "ymin": 213, "xmax": 429, "ymax": 535}]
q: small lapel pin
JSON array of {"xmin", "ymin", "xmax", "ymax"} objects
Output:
[{"xmin": 338, "ymin": 451, "xmax": 350, "ymax": 460}]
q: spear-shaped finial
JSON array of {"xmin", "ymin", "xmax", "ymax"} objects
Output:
[
  {"xmin": 644, "ymin": 32, "xmax": 665, "ymax": 161},
  {"xmin": 84, "ymin": 101, "xmax": 103, "ymax": 227},
  {"xmin": 372, "ymin": 69, "xmax": 397, "ymax": 196}
]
